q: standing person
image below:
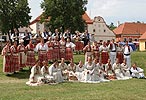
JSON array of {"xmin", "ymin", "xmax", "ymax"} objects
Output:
[
  {"xmin": 46, "ymin": 37, "xmax": 54, "ymax": 61},
  {"xmin": 116, "ymin": 43, "xmax": 124, "ymax": 64},
  {"xmin": 25, "ymin": 40, "xmax": 36, "ymax": 68},
  {"xmin": 24, "ymin": 29, "xmax": 32, "ymax": 46},
  {"xmin": 108, "ymin": 39, "xmax": 117, "ymax": 65},
  {"xmin": 91, "ymin": 41, "xmax": 100, "ymax": 62},
  {"xmin": 41, "ymin": 29, "xmax": 48, "ymax": 43},
  {"xmin": 17, "ymin": 39, "xmax": 26, "ymax": 69},
  {"xmin": 59, "ymin": 37, "xmax": 66, "ymax": 59},
  {"xmin": 1, "ymin": 41, "xmax": 12, "ymax": 74},
  {"xmin": 83, "ymin": 42, "xmax": 93, "ymax": 63},
  {"xmin": 82, "ymin": 29, "xmax": 90, "ymax": 47},
  {"xmin": 63, "ymin": 29, "xmax": 72, "ymax": 41},
  {"xmin": 123, "ymin": 41, "xmax": 133, "ymax": 68},
  {"xmin": 35, "ymin": 38, "xmax": 48, "ymax": 66},
  {"xmin": 34, "ymin": 30, "xmax": 42, "ymax": 44},
  {"xmin": 10, "ymin": 28, "xmax": 19, "ymax": 45},
  {"xmin": 10, "ymin": 41, "xmax": 20, "ymax": 72},
  {"xmin": 65, "ymin": 38, "xmax": 76, "ymax": 61},
  {"xmin": 53, "ymin": 37, "xmax": 60, "ymax": 60},
  {"xmin": 52, "ymin": 29, "xmax": 60, "ymax": 41},
  {"xmin": 100, "ymin": 41, "xmax": 109, "ymax": 65}
]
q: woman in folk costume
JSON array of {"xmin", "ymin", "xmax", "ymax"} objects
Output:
[
  {"xmin": 10, "ymin": 41, "xmax": 20, "ymax": 72},
  {"xmin": 75, "ymin": 60, "xmax": 85, "ymax": 81},
  {"xmin": 116, "ymin": 43, "xmax": 124, "ymax": 64},
  {"xmin": 53, "ymin": 36, "xmax": 60, "ymax": 60},
  {"xmin": 49, "ymin": 60, "xmax": 63, "ymax": 83},
  {"xmin": 83, "ymin": 41, "xmax": 93, "ymax": 63},
  {"xmin": 105, "ymin": 59, "xmax": 116, "ymax": 80},
  {"xmin": 17, "ymin": 39, "xmax": 26, "ymax": 69},
  {"xmin": 91, "ymin": 41, "xmax": 100, "ymax": 62},
  {"xmin": 46, "ymin": 37, "xmax": 54, "ymax": 61},
  {"xmin": 99, "ymin": 41, "xmax": 109, "ymax": 65},
  {"xmin": 35, "ymin": 38, "xmax": 48, "ymax": 66},
  {"xmin": 1, "ymin": 41, "xmax": 13, "ymax": 74},
  {"xmin": 59, "ymin": 37, "xmax": 66, "ymax": 59},
  {"xmin": 25, "ymin": 40, "xmax": 36, "ymax": 67},
  {"xmin": 59, "ymin": 58, "xmax": 68, "ymax": 80},
  {"xmin": 120, "ymin": 59, "xmax": 132, "ymax": 79},
  {"xmin": 26, "ymin": 60, "xmax": 44, "ymax": 86},
  {"xmin": 65, "ymin": 38, "xmax": 76, "ymax": 61}
]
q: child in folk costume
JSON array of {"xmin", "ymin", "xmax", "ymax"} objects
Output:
[
  {"xmin": 35, "ymin": 38, "xmax": 48, "ymax": 66},
  {"xmin": 105, "ymin": 59, "xmax": 116, "ymax": 80},
  {"xmin": 99, "ymin": 41, "xmax": 109, "ymax": 65},
  {"xmin": 10, "ymin": 41, "xmax": 20, "ymax": 72},
  {"xmin": 53, "ymin": 37, "xmax": 60, "ymax": 60},
  {"xmin": 46, "ymin": 37, "xmax": 54, "ymax": 61},
  {"xmin": 17, "ymin": 39, "xmax": 26, "ymax": 69},
  {"xmin": 91, "ymin": 41, "xmax": 100, "ymax": 62},
  {"xmin": 25, "ymin": 40, "xmax": 36, "ymax": 67},
  {"xmin": 59, "ymin": 37, "xmax": 66, "ymax": 59},
  {"xmin": 121, "ymin": 59, "xmax": 132, "ymax": 79},
  {"xmin": 65, "ymin": 38, "xmax": 76, "ymax": 61},
  {"xmin": 26, "ymin": 60, "xmax": 44, "ymax": 86},
  {"xmin": 130, "ymin": 62, "xmax": 145, "ymax": 79},
  {"xmin": 1, "ymin": 41, "xmax": 13, "ymax": 74},
  {"xmin": 83, "ymin": 42, "xmax": 93, "ymax": 63},
  {"xmin": 49, "ymin": 60, "xmax": 63, "ymax": 83},
  {"xmin": 116, "ymin": 43, "xmax": 124, "ymax": 64}
]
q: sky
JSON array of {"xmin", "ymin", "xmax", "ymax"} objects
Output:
[{"xmin": 28, "ymin": 0, "xmax": 146, "ymax": 26}]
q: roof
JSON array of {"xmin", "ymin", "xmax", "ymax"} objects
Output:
[
  {"xmin": 113, "ymin": 22, "xmax": 146, "ymax": 35},
  {"xmin": 30, "ymin": 12, "xmax": 93, "ymax": 25},
  {"xmin": 139, "ymin": 31, "xmax": 146, "ymax": 40}
]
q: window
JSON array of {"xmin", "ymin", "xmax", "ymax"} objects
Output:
[
  {"xmin": 93, "ymin": 29, "xmax": 95, "ymax": 32},
  {"xmin": 145, "ymin": 42, "xmax": 146, "ymax": 49},
  {"xmin": 104, "ymin": 29, "xmax": 106, "ymax": 32}
]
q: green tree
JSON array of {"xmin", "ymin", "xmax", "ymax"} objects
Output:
[
  {"xmin": 108, "ymin": 22, "xmax": 117, "ymax": 31},
  {"xmin": 0, "ymin": 0, "xmax": 31, "ymax": 34},
  {"xmin": 41, "ymin": 0, "xmax": 87, "ymax": 33}
]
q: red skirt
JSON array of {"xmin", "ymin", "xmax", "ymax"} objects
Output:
[
  {"xmin": 38, "ymin": 51, "xmax": 48, "ymax": 66},
  {"xmin": 93, "ymin": 51, "xmax": 100, "ymax": 62},
  {"xmin": 116, "ymin": 52, "xmax": 124, "ymax": 64},
  {"xmin": 26, "ymin": 51, "xmax": 36, "ymax": 66},
  {"xmin": 19, "ymin": 52, "xmax": 26, "ymax": 68},
  {"xmin": 60, "ymin": 48, "xmax": 66, "ymax": 59},
  {"xmin": 3, "ymin": 54, "xmax": 13, "ymax": 73},
  {"xmin": 75, "ymin": 41, "xmax": 84, "ymax": 51},
  {"xmin": 53, "ymin": 48, "xmax": 60, "ymax": 60},
  {"xmin": 65, "ymin": 48, "xmax": 73, "ymax": 61},
  {"xmin": 47, "ymin": 49, "xmax": 54, "ymax": 61},
  {"xmin": 12, "ymin": 54, "xmax": 20, "ymax": 72},
  {"xmin": 101, "ymin": 52, "xmax": 109, "ymax": 64}
]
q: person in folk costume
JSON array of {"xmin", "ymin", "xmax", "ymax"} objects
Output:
[
  {"xmin": 130, "ymin": 62, "xmax": 145, "ymax": 79},
  {"xmin": 116, "ymin": 43, "xmax": 124, "ymax": 64},
  {"xmin": 59, "ymin": 37, "xmax": 66, "ymax": 59},
  {"xmin": 59, "ymin": 58, "xmax": 68, "ymax": 80},
  {"xmin": 112, "ymin": 58, "xmax": 129, "ymax": 80},
  {"xmin": 10, "ymin": 28, "xmax": 19, "ymax": 46},
  {"xmin": 1, "ymin": 41, "xmax": 13, "ymax": 74},
  {"xmin": 120, "ymin": 59, "xmax": 132, "ymax": 79},
  {"xmin": 41, "ymin": 61, "xmax": 54, "ymax": 83},
  {"xmin": 52, "ymin": 29, "xmax": 61, "ymax": 41},
  {"xmin": 91, "ymin": 41, "xmax": 100, "ymax": 62},
  {"xmin": 41, "ymin": 29, "xmax": 49, "ymax": 43},
  {"xmin": 83, "ymin": 41, "xmax": 93, "ymax": 63},
  {"xmin": 17, "ymin": 39, "xmax": 26, "ymax": 69},
  {"xmin": 10, "ymin": 41, "xmax": 20, "ymax": 72},
  {"xmin": 108, "ymin": 39, "xmax": 117, "ymax": 65},
  {"xmin": 63, "ymin": 29, "xmax": 72, "ymax": 41},
  {"xmin": 99, "ymin": 41, "xmax": 109, "ymax": 65},
  {"xmin": 82, "ymin": 29, "xmax": 90, "ymax": 47},
  {"xmin": 49, "ymin": 60, "xmax": 63, "ymax": 83},
  {"xmin": 25, "ymin": 39, "xmax": 36, "ymax": 68},
  {"xmin": 105, "ymin": 59, "xmax": 116, "ymax": 80},
  {"xmin": 23, "ymin": 29, "xmax": 32, "ymax": 46},
  {"xmin": 46, "ymin": 37, "xmax": 54, "ymax": 62},
  {"xmin": 34, "ymin": 30, "xmax": 42, "ymax": 44},
  {"xmin": 123, "ymin": 41, "xmax": 133, "ymax": 68},
  {"xmin": 65, "ymin": 38, "xmax": 76, "ymax": 61},
  {"xmin": 35, "ymin": 38, "xmax": 48, "ymax": 66},
  {"xmin": 47, "ymin": 28, "xmax": 52, "ymax": 37},
  {"xmin": 26, "ymin": 60, "xmax": 44, "ymax": 86},
  {"xmin": 53, "ymin": 36, "xmax": 60, "ymax": 60},
  {"xmin": 67, "ymin": 59, "xmax": 77, "ymax": 81}
]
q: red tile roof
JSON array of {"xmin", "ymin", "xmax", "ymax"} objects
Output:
[
  {"xmin": 113, "ymin": 22, "xmax": 146, "ymax": 35},
  {"xmin": 139, "ymin": 32, "xmax": 146, "ymax": 40},
  {"xmin": 30, "ymin": 12, "xmax": 93, "ymax": 25}
]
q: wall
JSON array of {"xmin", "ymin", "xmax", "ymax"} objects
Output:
[{"xmin": 139, "ymin": 40, "xmax": 146, "ymax": 51}]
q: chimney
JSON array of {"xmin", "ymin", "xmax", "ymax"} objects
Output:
[{"xmin": 117, "ymin": 21, "xmax": 120, "ymax": 27}]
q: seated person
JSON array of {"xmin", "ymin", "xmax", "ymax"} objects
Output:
[{"xmin": 130, "ymin": 62, "xmax": 145, "ymax": 79}]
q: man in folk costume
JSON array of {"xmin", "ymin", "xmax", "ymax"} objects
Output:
[
  {"xmin": 123, "ymin": 41, "xmax": 133, "ymax": 68},
  {"xmin": 53, "ymin": 36, "xmax": 60, "ymax": 60},
  {"xmin": 108, "ymin": 39, "xmax": 117, "ymax": 65},
  {"xmin": 25, "ymin": 40, "xmax": 36, "ymax": 68},
  {"xmin": 17, "ymin": 39, "xmax": 26, "ymax": 69},
  {"xmin": 82, "ymin": 29, "xmax": 90, "ymax": 47},
  {"xmin": 63, "ymin": 29, "xmax": 72, "ymax": 41},
  {"xmin": 1, "ymin": 41, "xmax": 13, "ymax": 74},
  {"xmin": 99, "ymin": 41, "xmax": 109, "ymax": 65},
  {"xmin": 116, "ymin": 43, "xmax": 124, "ymax": 64},
  {"xmin": 35, "ymin": 38, "xmax": 48, "ymax": 66},
  {"xmin": 23, "ymin": 29, "xmax": 32, "ymax": 46},
  {"xmin": 41, "ymin": 29, "xmax": 49, "ymax": 43},
  {"xmin": 59, "ymin": 37, "xmax": 66, "ymax": 59},
  {"xmin": 49, "ymin": 60, "xmax": 63, "ymax": 83},
  {"xmin": 65, "ymin": 38, "xmax": 76, "ymax": 61},
  {"xmin": 10, "ymin": 28, "xmax": 19, "ymax": 45},
  {"xmin": 46, "ymin": 37, "xmax": 54, "ymax": 62},
  {"xmin": 52, "ymin": 28, "xmax": 61, "ymax": 41},
  {"xmin": 10, "ymin": 41, "xmax": 20, "ymax": 72},
  {"xmin": 34, "ymin": 30, "xmax": 42, "ymax": 44},
  {"xmin": 83, "ymin": 42, "xmax": 93, "ymax": 63},
  {"xmin": 91, "ymin": 41, "xmax": 100, "ymax": 62}
]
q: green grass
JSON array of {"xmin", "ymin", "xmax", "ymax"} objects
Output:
[{"xmin": 0, "ymin": 52, "xmax": 146, "ymax": 100}]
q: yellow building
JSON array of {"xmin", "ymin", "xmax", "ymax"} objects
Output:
[{"xmin": 139, "ymin": 32, "xmax": 146, "ymax": 51}]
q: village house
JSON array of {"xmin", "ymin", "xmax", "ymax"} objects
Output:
[{"xmin": 139, "ymin": 32, "xmax": 146, "ymax": 51}]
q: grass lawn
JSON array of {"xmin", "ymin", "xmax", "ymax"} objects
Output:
[{"xmin": 0, "ymin": 52, "xmax": 146, "ymax": 100}]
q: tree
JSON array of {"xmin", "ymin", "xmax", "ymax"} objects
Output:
[
  {"xmin": 41, "ymin": 0, "xmax": 87, "ymax": 33},
  {"xmin": 108, "ymin": 22, "xmax": 117, "ymax": 31},
  {"xmin": 0, "ymin": 0, "xmax": 31, "ymax": 34}
]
